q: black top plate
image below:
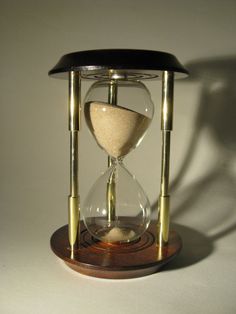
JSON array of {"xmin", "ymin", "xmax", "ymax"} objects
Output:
[{"xmin": 48, "ymin": 49, "xmax": 188, "ymax": 80}]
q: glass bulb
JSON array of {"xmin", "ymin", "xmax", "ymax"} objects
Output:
[
  {"xmin": 82, "ymin": 161, "xmax": 151, "ymax": 244},
  {"xmin": 84, "ymin": 79, "xmax": 154, "ymax": 158}
]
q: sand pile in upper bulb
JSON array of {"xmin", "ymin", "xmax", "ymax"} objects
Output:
[{"xmin": 84, "ymin": 101, "xmax": 151, "ymax": 158}]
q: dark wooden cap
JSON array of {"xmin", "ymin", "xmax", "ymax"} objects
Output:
[{"xmin": 48, "ymin": 49, "xmax": 189, "ymax": 80}]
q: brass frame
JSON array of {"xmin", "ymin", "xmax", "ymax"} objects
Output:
[
  {"xmin": 158, "ymin": 71, "xmax": 174, "ymax": 246},
  {"xmin": 68, "ymin": 71, "xmax": 81, "ymax": 254},
  {"xmin": 67, "ymin": 70, "xmax": 174, "ymax": 251}
]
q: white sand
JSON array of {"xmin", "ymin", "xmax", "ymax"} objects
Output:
[
  {"xmin": 84, "ymin": 101, "xmax": 151, "ymax": 158},
  {"xmin": 101, "ymin": 227, "xmax": 135, "ymax": 242}
]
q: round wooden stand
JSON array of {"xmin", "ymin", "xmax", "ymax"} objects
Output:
[{"xmin": 50, "ymin": 221, "xmax": 182, "ymax": 279}]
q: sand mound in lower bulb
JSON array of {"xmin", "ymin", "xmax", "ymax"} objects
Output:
[
  {"xmin": 84, "ymin": 102, "xmax": 151, "ymax": 158},
  {"xmin": 101, "ymin": 227, "xmax": 136, "ymax": 243}
]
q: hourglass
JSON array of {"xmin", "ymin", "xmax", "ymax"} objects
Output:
[
  {"xmin": 83, "ymin": 79, "xmax": 153, "ymax": 244},
  {"xmin": 49, "ymin": 49, "xmax": 188, "ymax": 279}
]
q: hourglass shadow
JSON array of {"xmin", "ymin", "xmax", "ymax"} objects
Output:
[
  {"xmin": 171, "ymin": 56, "xmax": 236, "ymax": 192},
  {"xmin": 163, "ymin": 223, "xmax": 213, "ymax": 270},
  {"xmin": 151, "ymin": 56, "xmax": 236, "ymax": 268}
]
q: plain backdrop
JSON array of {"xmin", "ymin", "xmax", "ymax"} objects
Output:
[{"xmin": 1, "ymin": 0, "xmax": 236, "ymax": 313}]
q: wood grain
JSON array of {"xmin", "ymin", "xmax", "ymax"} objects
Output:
[{"xmin": 50, "ymin": 221, "xmax": 182, "ymax": 279}]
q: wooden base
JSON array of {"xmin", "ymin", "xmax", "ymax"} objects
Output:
[{"xmin": 50, "ymin": 221, "xmax": 182, "ymax": 279}]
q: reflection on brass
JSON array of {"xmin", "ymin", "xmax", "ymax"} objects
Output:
[
  {"xmin": 69, "ymin": 71, "xmax": 81, "ymax": 131},
  {"xmin": 106, "ymin": 168, "xmax": 116, "ymax": 225},
  {"xmin": 160, "ymin": 131, "xmax": 171, "ymax": 196},
  {"xmin": 158, "ymin": 71, "xmax": 174, "ymax": 247},
  {"xmin": 68, "ymin": 196, "xmax": 79, "ymax": 251},
  {"xmin": 158, "ymin": 195, "xmax": 170, "ymax": 244},
  {"xmin": 156, "ymin": 240, "xmax": 164, "ymax": 260},
  {"xmin": 161, "ymin": 71, "xmax": 174, "ymax": 131},
  {"xmin": 68, "ymin": 71, "xmax": 81, "ymax": 253},
  {"xmin": 108, "ymin": 80, "xmax": 118, "ymax": 105},
  {"xmin": 107, "ymin": 80, "xmax": 118, "ymax": 223},
  {"xmin": 70, "ymin": 131, "xmax": 79, "ymax": 197},
  {"xmin": 107, "ymin": 80, "xmax": 118, "ymax": 167}
]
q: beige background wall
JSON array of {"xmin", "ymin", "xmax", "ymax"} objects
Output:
[{"xmin": 1, "ymin": 1, "xmax": 236, "ymax": 313}]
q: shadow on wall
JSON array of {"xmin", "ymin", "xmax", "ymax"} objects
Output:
[
  {"xmin": 172, "ymin": 56, "xmax": 236, "ymax": 191},
  {"xmin": 161, "ymin": 56, "xmax": 236, "ymax": 269}
]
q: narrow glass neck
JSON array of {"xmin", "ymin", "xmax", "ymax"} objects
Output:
[{"xmin": 109, "ymin": 156, "xmax": 124, "ymax": 166}]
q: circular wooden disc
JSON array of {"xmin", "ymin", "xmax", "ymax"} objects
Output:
[{"xmin": 50, "ymin": 221, "xmax": 182, "ymax": 279}]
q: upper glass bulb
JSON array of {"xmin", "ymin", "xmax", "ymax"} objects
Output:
[{"xmin": 84, "ymin": 80, "xmax": 154, "ymax": 158}]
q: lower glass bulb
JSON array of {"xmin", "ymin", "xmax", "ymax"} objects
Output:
[{"xmin": 82, "ymin": 161, "xmax": 151, "ymax": 244}]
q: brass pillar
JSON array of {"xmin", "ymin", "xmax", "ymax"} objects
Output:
[
  {"xmin": 107, "ymin": 80, "xmax": 117, "ymax": 225},
  {"xmin": 107, "ymin": 80, "xmax": 118, "ymax": 167},
  {"xmin": 158, "ymin": 71, "xmax": 174, "ymax": 246},
  {"xmin": 68, "ymin": 71, "xmax": 81, "ymax": 253}
]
